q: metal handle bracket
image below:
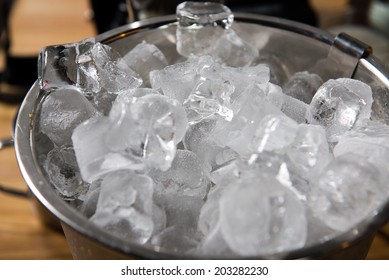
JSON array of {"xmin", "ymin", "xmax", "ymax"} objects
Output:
[{"xmin": 324, "ymin": 32, "xmax": 373, "ymax": 80}]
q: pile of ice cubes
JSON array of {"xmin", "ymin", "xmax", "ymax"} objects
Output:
[{"xmin": 37, "ymin": 1, "xmax": 389, "ymax": 257}]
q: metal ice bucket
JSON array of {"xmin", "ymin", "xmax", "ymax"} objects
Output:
[{"xmin": 15, "ymin": 14, "xmax": 389, "ymax": 259}]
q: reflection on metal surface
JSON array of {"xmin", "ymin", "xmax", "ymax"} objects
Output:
[{"xmin": 360, "ymin": 58, "xmax": 389, "ymax": 88}]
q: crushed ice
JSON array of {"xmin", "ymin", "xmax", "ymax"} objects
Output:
[{"xmin": 37, "ymin": 1, "xmax": 389, "ymax": 257}]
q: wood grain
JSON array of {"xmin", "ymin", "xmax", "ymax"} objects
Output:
[{"xmin": 9, "ymin": 0, "xmax": 95, "ymax": 56}]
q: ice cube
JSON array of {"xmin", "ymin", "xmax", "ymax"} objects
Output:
[
  {"xmin": 251, "ymin": 114, "xmax": 299, "ymax": 153},
  {"xmin": 217, "ymin": 174, "xmax": 307, "ymax": 256},
  {"xmin": 281, "ymin": 94, "xmax": 309, "ymax": 124},
  {"xmin": 283, "ymin": 71, "xmax": 323, "ymax": 104},
  {"xmin": 191, "ymin": 62, "xmax": 270, "ymax": 122},
  {"xmin": 150, "ymin": 56, "xmax": 209, "ymax": 103},
  {"xmin": 156, "ymin": 190, "xmax": 204, "ymax": 230},
  {"xmin": 43, "ymin": 146, "xmax": 87, "ymax": 199},
  {"xmin": 212, "ymin": 86, "xmax": 299, "ymax": 155},
  {"xmin": 72, "ymin": 115, "xmax": 145, "ymax": 183},
  {"xmin": 210, "ymin": 160, "xmax": 239, "ymax": 186},
  {"xmin": 214, "ymin": 148, "xmax": 237, "ymax": 167},
  {"xmin": 72, "ymin": 92, "xmax": 187, "ymax": 181},
  {"xmin": 80, "ymin": 181, "xmax": 101, "ymax": 218},
  {"xmin": 183, "ymin": 118, "xmax": 225, "ymax": 172},
  {"xmin": 198, "ymin": 185, "xmax": 225, "ymax": 236},
  {"xmin": 39, "ymin": 39, "xmax": 142, "ymax": 96},
  {"xmin": 107, "ymin": 93, "xmax": 188, "ymax": 171},
  {"xmin": 91, "ymin": 170, "xmax": 154, "ymax": 244},
  {"xmin": 254, "ymin": 54, "xmax": 292, "ymax": 86},
  {"xmin": 242, "ymin": 152, "xmax": 289, "ymax": 177},
  {"xmin": 212, "ymin": 29, "xmax": 259, "ymax": 67},
  {"xmin": 152, "ymin": 182, "xmax": 204, "ymax": 253},
  {"xmin": 38, "ymin": 38, "xmax": 95, "ymax": 89},
  {"xmin": 184, "ymin": 61, "xmax": 270, "ymax": 124},
  {"xmin": 90, "ymin": 89, "xmax": 118, "ymax": 116},
  {"xmin": 306, "ymin": 78, "xmax": 373, "ymax": 142},
  {"xmin": 204, "ymin": 62, "xmax": 270, "ymax": 102},
  {"xmin": 152, "ymin": 203, "xmax": 167, "ymax": 236},
  {"xmin": 184, "ymin": 75, "xmax": 235, "ymax": 123},
  {"xmin": 197, "ymin": 185, "xmax": 235, "ymax": 256},
  {"xmin": 176, "ymin": 1, "xmax": 233, "ymax": 57},
  {"xmin": 149, "ymin": 150, "xmax": 211, "ymax": 198},
  {"xmin": 197, "ymin": 223, "xmax": 234, "ymax": 256},
  {"xmin": 39, "ymin": 85, "xmax": 97, "ymax": 147},
  {"xmin": 305, "ymin": 211, "xmax": 338, "ymax": 246},
  {"xmin": 334, "ymin": 120, "xmax": 389, "ymax": 175},
  {"xmin": 151, "ymin": 226, "xmax": 200, "ymax": 254},
  {"xmin": 201, "ymin": 156, "xmax": 308, "ymax": 256},
  {"xmin": 123, "ymin": 41, "xmax": 168, "ymax": 87},
  {"xmin": 234, "ymin": 152, "xmax": 308, "ymax": 201},
  {"xmin": 308, "ymin": 153, "xmax": 388, "ymax": 232},
  {"xmin": 257, "ymin": 82, "xmax": 284, "ymax": 109},
  {"xmin": 113, "ymin": 87, "xmax": 161, "ymax": 106},
  {"xmin": 78, "ymin": 42, "xmax": 142, "ymax": 94},
  {"xmin": 287, "ymin": 124, "xmax": 332, "ymax": 179}
]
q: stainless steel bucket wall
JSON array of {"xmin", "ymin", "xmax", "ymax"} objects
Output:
[{"xmin": 15, "ymin": 14, "xmax": 389, "ymax": 259}]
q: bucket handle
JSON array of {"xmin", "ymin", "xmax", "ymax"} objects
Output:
[{"xmin": 0, "ymin": 137, "xmax": 29, "ymax": 198}]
